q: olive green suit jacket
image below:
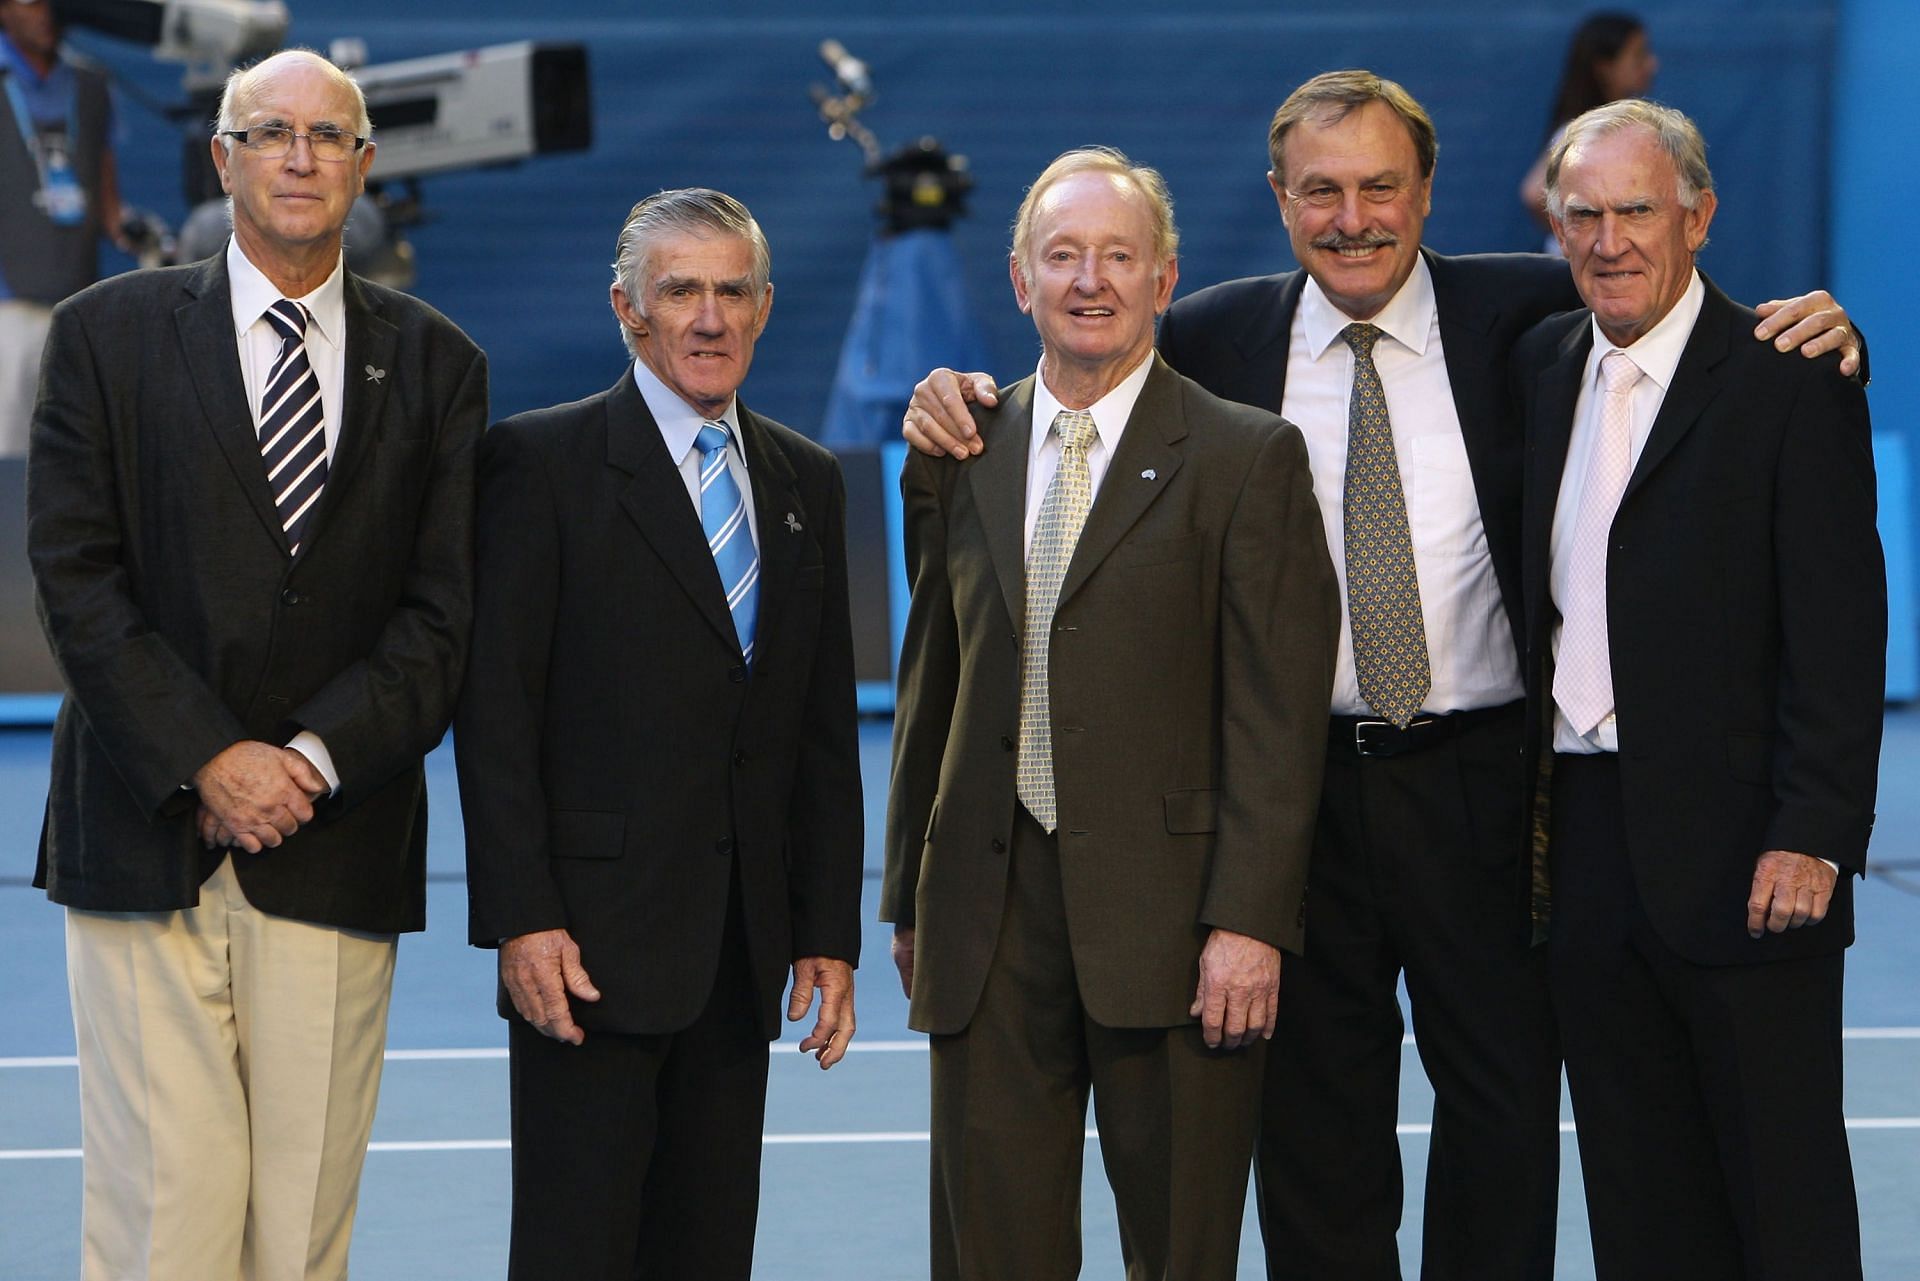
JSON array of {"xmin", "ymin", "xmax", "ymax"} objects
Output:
[{"xmin": 882, "ymin": 355, "xmax": 1338, "ymax": 1035}]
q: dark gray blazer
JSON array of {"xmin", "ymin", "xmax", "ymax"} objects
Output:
[{"xmin": 28, "ymin": 251, "xmax": 487, "ymax": 934}]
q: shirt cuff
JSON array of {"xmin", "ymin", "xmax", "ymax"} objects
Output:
[
  {"xmin": 285, "ymin": 731, "xmax": 340, "ymax": 796},
  {"xmin": 1820, "ymin": 858, "xmax": 1839, "ymax": 875}
]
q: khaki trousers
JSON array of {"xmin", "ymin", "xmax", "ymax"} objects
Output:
[
  {"xmin": 65, "ymin": 855, "xmax": 398, "ymax": 1281},
  {"xmin": 0, "ymin": 298, "xmax": 53, "ymax": 456}
]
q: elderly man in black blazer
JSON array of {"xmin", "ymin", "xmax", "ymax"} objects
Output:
[
  {"xmin": 901, "ymin": 71, "xmax": 1863, "ymax": 1281},
  {"xmin": 27, "ymin": 49, "xmax": 485, "ymax": 1281},
  {"xmin": 455, "ymin": 187, "xmax": 864, "ymax": 1281},
  {"xmin": 1516, "ymin": 99, "xmax": 1882, "ymax": 1281}
]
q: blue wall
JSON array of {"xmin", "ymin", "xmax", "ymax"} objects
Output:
[
  {"xmin": 1834, "ymin": 0, "xmax": 1920, "ymax": 698},
  {"xmin": 74, "ymin": 0, "xmax": 1841, "ymax": 426}
]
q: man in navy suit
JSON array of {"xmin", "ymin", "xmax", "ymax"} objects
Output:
[
  {"xmin": 1516, "ymin": 99, "xmax": 1880, "ymax": 1281},
  {"xmin": 456, "ymin": 188, "xmax": 864, "ymax": 1281},
  {"xmin": 900, "ymin": 70, "xmax": 1861, "ymax": 1281}
]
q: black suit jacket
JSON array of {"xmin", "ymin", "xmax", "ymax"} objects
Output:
[
  {"xmin": 456, "ymin": 372, "xmax": 864, "ymax": 1039},
  {"xmin": 1156, "ymin": 247, "xmax": 1580, "ymax": 663},
  {"xmin": 1516, "ymin": 277, "xmax": 1883, "ymax": 964},
  {"xmin": 883, "ymin": 356, "xmax": 1337, "ymax": 1034},
  {"xmin": 28, "ymin": 252, "xmax": 487, "ymax": 933}
]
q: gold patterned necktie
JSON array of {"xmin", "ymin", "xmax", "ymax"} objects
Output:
[
  {"xmin": 1016, "ymin": 408, "xmax": 1099, "ymax": 833},
  {"xmin": 1342, "ymin": 322, "xmax": 1430, "ymax": 728}
]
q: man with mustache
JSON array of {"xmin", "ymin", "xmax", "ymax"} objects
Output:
[{"xmin": 903, "ymin": 69, "xmax": 1861, "ymax": 1281}]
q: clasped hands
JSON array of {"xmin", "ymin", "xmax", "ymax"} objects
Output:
[
  {"xmin": 502, "ymin": 929, "xmax": 855, "ymax": 1068},
  {"xmin": 194, "ymin": 740, "xmax": 329, "ymax": 852}
]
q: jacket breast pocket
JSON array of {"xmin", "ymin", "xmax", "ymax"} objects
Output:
[
  {"xmin": 547, "ymin": 808, "xmax": 626, "ymax": 859},
  {"xmin": 1164, "ymin": 787, "xmax": 1218, "ymax": 834}
]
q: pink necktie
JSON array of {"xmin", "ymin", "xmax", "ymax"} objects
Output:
[{"xmin": 1554, "ymin": 350, "xmax": 1641, "ymax": 736}]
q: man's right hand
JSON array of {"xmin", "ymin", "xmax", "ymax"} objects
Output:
[
  {"xmin": 891, "ymin": 925, "xmax": 915, "ymax": 998},
  {"xmin": 904, "ymin": 369, "xmax": 1000, "ymax": 458},
  {"xmin": 192, "ymin": 741, "xmax": 318, "ymax": 852},
  {"xmin": 501, "ymin": 928, "xmax": 601, "ymax": 1045}
]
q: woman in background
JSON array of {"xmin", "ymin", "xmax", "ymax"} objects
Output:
[{"xmin": 1519, "ymin": 12, "xmax": 1658, "ymax": 253}]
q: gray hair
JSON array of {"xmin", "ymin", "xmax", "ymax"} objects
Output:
[
  {"xmin": 1010, "ymin": 146, "xmax": 1178, "ymax": 286},
  {"xmin": 1545, "ymin": 98, "xmax": 1713, "ymax": 221},
  {"xmin": 215, "ymin": 49, "xmax": 372, "ymax": 145},
  {"xmin": 611, "ymin": 188, "xmax": 771, "ymax": 357}
]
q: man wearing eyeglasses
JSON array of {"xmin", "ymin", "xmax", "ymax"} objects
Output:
[
  {"xmin": 0, "ymin": 0, "xmax": 125, "ymax": 454},
  {"xmin": 27, "ymin": 48, "xmax": 485, "ymax": 1281}
]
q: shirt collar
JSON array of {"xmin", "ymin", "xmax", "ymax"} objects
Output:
[
  {"xmin": 1299, "ymin": 253, "xmax": 1436, "ymax": 360},
  {"xmin": 1582, "ymin": 269, "xmax": 1705, "ymax": 394},
  {"xmin": 225, "ymin": 237, "xmax": 347, "ymax": 350},
  {"xmin": 1029, "ymin": 348, "xmax": 1155, "ymax": 461},
  {"xmin": 629, "ymin": 357, "xmax": 742, "ymax": 467}
]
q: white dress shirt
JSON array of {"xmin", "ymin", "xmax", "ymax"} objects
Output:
[
  {"xmin": 1023, "ymin": 350, "xmax": 1154, "ymax": 557},
  {"xmin": 630, "ymin": 358, "xmax": 760, "ymax": 551},
  {"xmin": 1283, "ymin": 257, "xmax": 1522, "ymax": 716},
  {"xmin": 227, "ymin": 238, "xmax": 347, "ymax": 458},
  {"xmin": 226, "ymin": 239, "xmax": 348, "ymax": 793},
  {"xmin": 1549, "ymin": 270, "xmax": 1705, "ymax": 755}
]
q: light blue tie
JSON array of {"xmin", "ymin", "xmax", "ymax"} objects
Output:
[{"xmin": 696, "ymin": 422, "xmax": 760, "ymax": 664}]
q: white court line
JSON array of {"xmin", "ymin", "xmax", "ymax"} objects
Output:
[
  {"xmin": 6, "ymin": 1028, "xmax": 1920, "ymax": 1070},
  {"xmin": 7, "ymin": 1117, "xmax": 1920, "ymax": 1161}
]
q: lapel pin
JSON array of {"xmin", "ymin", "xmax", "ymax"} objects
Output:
[
  {"xmin": 1140, "ymin": 468, "xmax": 1157, "ymax": 481},
  {"xmin": 364, "ymin": 365, "xmax": 386, "ymax": 384},
  {"xmin": 784, "ymin": 512, "xmax": 803, "ymax": 533}
]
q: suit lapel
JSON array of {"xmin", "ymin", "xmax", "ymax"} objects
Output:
[
  {"xmin": 606, "ymin": 373, "xmax": 742, "ymax": 652},
  {"xmin": 1056, "ymin": 355, "xmax": 1185, "ymax": 609},
  {"xmin": 1621, "ymin": 279, "xmax": 1732, "ymax": 504},
  {"xmin": 173, "ymin": 255, "xmax": 288, "ymax": 550},
  {"xmin": 300, "ymin": 273, "xmax": 397, "ymax": 555},
  {"xmin": 1236, "ymin": 272, "xmax": 1304, "ymax": 415},
  {"xmin": 1525, "ymin": 319, "xmax": 1592, "ymax": 557},
  {"xmin": 1429, "ymin": 249, "xmax": 1509, "ymax": 479},
  {"xmin": 964, "ymin": 377, "xmax": 1034, "ymax": 631},
  {"xmin": 737, "ymin": 401, "xmax": 806, "ymax": 650}
]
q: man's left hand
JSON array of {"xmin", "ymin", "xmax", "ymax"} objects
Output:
[
  {"xmin": 1189, "ymin": 928, "xmax": 1281, "ymax": 1050},
  {"xmin": 789, "ymin": 956, "xmax": 856, "ymax": 1069},
  {"xmin": 1753, "ymin": 291, "xmax": 1860, "ymax": 377},
  {"xmin": 1746, "ymin": 849, "xmax": 1839, "ymax": 938}
]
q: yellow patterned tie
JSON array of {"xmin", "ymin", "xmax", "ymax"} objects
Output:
[
  {"xmin": 1017, "ymin": 409, "xmax": 1099, "ymax": 832},
  {"xmin": 1342, "ymin": 323, "xmax": 1430, "ymax": 728}
]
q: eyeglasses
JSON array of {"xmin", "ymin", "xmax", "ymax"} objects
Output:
[{"xmin": 220, "ymin": 126, "xmax": 367, "ymax": 163}]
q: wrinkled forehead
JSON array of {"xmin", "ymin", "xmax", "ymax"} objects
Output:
[{"xmin": 1559, "ymin": 131, "xmax": 1679, "ymax": 206}]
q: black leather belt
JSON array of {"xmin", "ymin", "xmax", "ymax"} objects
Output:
[{"xmin": 1327, "ymin": 700, "xmax": 1523, "ymax": 759}]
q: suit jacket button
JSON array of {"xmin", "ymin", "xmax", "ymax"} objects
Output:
[
  {"xmin": 733, "ymin": 750, "xmax": 747, "ymax": 767},
  {"xmin": 281, "ymin": 588, "xmax": 301, "ymax": 606},
  {"xmin": 991, "ymin": 837, "xmax": 1006, "ymax": 853},
  {"xmin": 715, "ymin": 836, "xmax": 735, "ymax": 856},
  {"xmin": 1000, "ymin": 735, "xmax": 1014, "ymax": 751},
  {"xmin": 729, "ymin": 665, "xmax": 747, "ymax": 683}
]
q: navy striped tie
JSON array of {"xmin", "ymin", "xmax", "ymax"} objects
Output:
[
  {"xmin": 696, "ymin": 422, "xmax": 759, "ymax": 664},
  {"xmin": 260, "ymin": 300, "xmax": 328, "ymax": 555}
]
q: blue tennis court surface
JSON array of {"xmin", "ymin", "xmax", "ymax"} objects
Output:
[{"xmin": 4, "ymin": 714, "xmax": 1918, "ymax": 1278}]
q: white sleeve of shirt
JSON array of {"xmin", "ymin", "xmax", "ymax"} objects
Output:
[{"xmin": 285, "ymin": 730, "xmax": 341, "ymax": 796}]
